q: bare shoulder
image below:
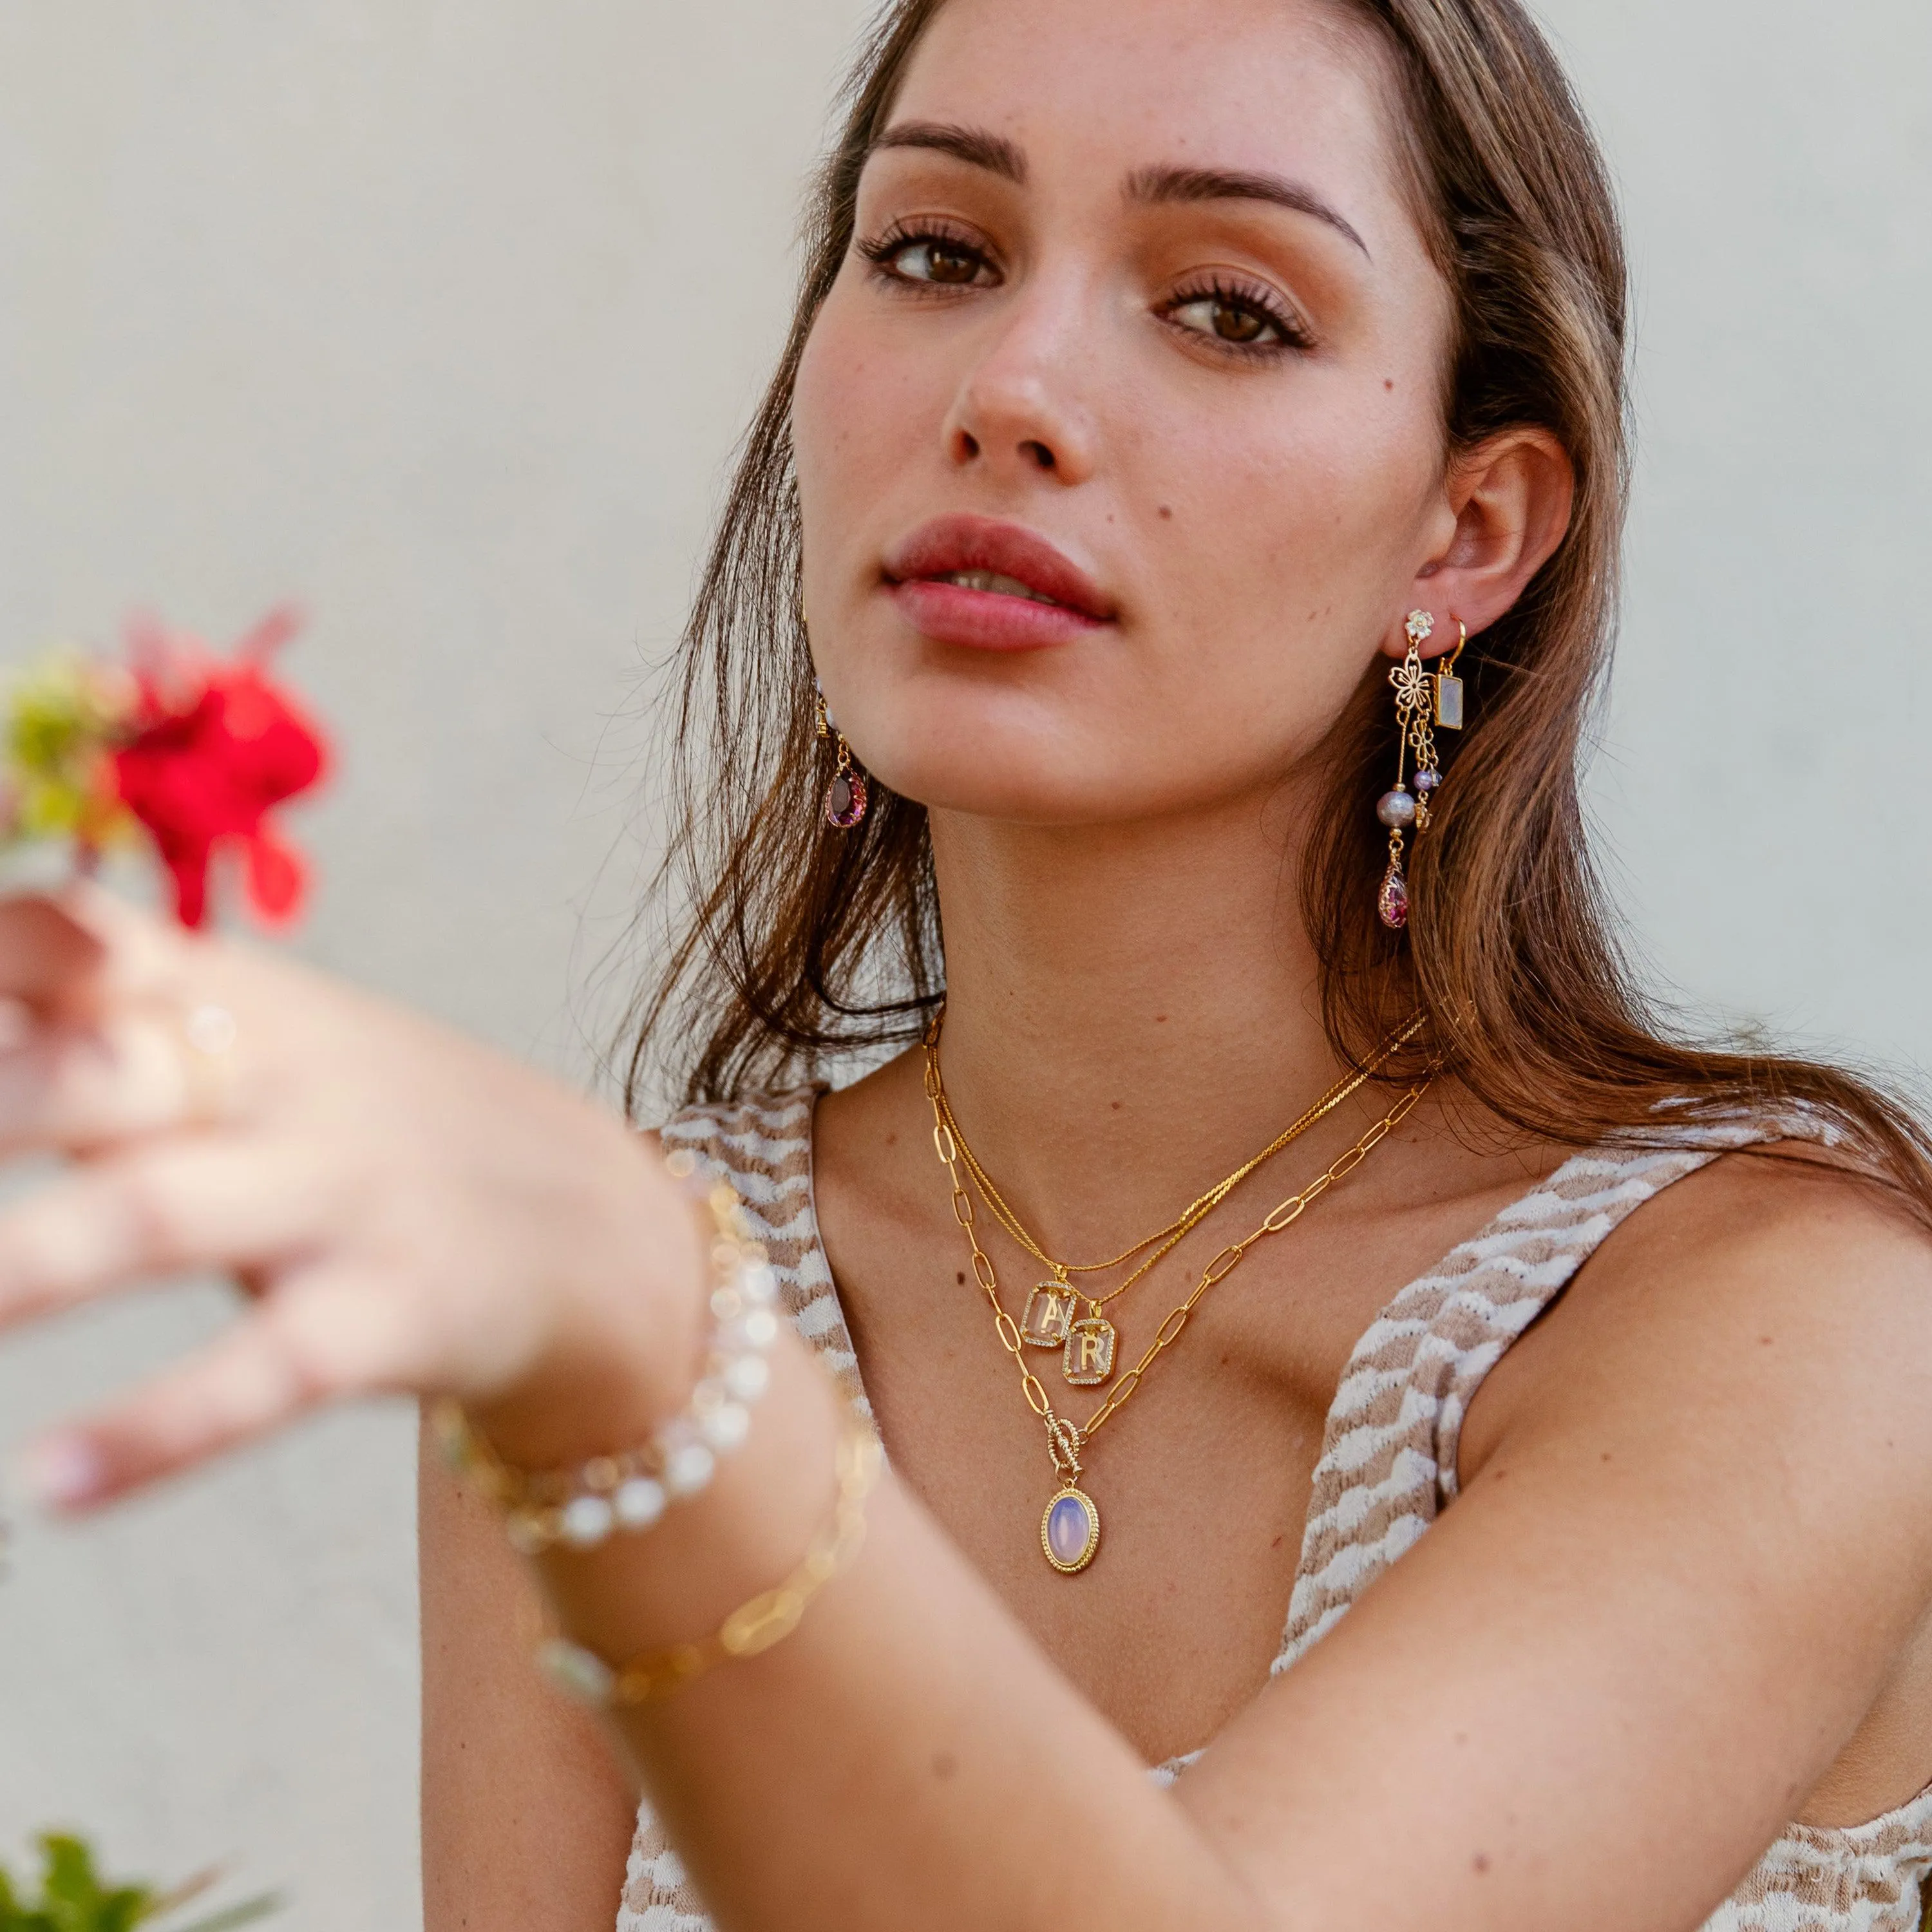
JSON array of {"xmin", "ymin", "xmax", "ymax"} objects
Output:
[
  {"xmin": 1435, "ymin": 1144, "xmax": 1932, "ymax": 1824},
  {"xmin": 1586, "ymin": 1141, "xmax": 1932, "ymax": 1314},
  {"xmin": 1472, "ymin": 1142, "xmax": 1932, "ymax": 1436},
  {"xmin": 1465, "ymin": 1139, "xmax": 1932, "ymax": 1590}
]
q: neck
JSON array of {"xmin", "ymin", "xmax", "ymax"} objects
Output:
[{"xmin": 925, "ymin": 777, "xmax": 1370, "ymax": 1255}]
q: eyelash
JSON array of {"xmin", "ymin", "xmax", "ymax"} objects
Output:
[
  {"xmin": 857, "ymin": 220, "xmax": 998, "ymax": 294},
  {"xmin": 854, "ymin": 223, "xmax": 1315, "ymax": 360},
  {"xmin": 1159, "ymin": 274, "xmax": 1314, "ymax": 359}
]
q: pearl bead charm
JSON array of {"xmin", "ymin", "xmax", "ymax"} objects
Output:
[
  {"xmin": 560, "ymin": 1495, "xmax": 616, "ymax": 1549},
  {"xmin": 1376, "ymin": 788, "xmax": 1417, "ymax": 829},
  {"xmin": 723, "ymin": 1354, "xmax": 772, "ymax": 1403},
  {"xmin": 614, "ymin": 1475, "xmax": 667, "ymax": 1528},
  {"xmin": 661, "ymin": 1430, "xmax": 719, "ymax": 1499}
]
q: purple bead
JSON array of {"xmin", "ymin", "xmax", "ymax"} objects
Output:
[
  {"xmin": 1414, "ymin": 768, "xmax": 1441, "ymax": 793},
  {"xmin": 1376, "ymin": 788, "xmax": 1417, "ymax": 829}
]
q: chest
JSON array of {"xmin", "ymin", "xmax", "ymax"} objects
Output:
[{"xmin": 827, "ymin": 1193, "xmax": 1464, "ymax": 1762}]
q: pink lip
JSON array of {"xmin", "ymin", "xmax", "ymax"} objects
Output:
[{"xmin": 883, "ymin": 515, "xmax": 1115, "ymax": 652}]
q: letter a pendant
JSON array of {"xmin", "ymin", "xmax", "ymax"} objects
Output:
[{"xmin": 1021, "ymin": 1280, "xmax": 1078, "ymax": 1349}]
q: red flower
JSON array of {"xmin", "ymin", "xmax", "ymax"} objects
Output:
[{"xmin": 110, "ymin": 608, "xmax": 330, "ymax": 929}]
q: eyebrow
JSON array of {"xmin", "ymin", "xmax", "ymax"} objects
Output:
[
  {"xmin": 1127, "ymin": 164, "xmax": 1370, "ymax": 257},
  {"xmin": 866, "ymin": 126, "xmax": 1368, "ymax": 261},
  {"xmin": 870, "ymin": 120, "xmax": 1027, "ymax": 184}
]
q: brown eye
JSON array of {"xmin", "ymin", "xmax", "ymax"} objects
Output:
[
  {"xmin": 1164, "ymin": 286, "xmax": 1300, "ymax": 353},
  {"xmin": 891, "ymin": 238, "xmax": 988, "ymax": 285},
  {"xmin": 1211, "ymin": 302, "xmax": 1265, "ymax": 343}
]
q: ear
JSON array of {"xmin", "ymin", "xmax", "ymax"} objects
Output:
[{"xmin": 1381, "ymin": 427, "xmax": 1575, "ymax": 658}]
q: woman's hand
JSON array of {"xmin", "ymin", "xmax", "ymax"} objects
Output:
[{"xmin": 0, "ymin": 884, "xmax": 706, "ymax": 1510}]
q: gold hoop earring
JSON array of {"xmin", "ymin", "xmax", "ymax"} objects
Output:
[{"xmin": 1376, "ymin": 612, "xmax": 1466, "ymax": 930}]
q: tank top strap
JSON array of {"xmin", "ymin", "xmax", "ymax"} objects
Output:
[
  {"xmin": 658, "ymin": 1086, "xmax": 869, "ymax": 1416},
  {"xmin": 1276, "ymin": 1137, "xmax": 1735, "ymax": 1672}
]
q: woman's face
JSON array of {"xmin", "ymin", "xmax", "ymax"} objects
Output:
[{"xmin": 793, "ymin": 0, "xmax": 1464, "ymax": 824}]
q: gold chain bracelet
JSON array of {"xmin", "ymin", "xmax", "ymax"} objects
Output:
[{"xmin": 536, "ymin": 1405, "xmax": 884, "ymax": 1707}]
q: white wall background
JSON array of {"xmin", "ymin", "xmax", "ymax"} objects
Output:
[{"xmin": 0, "ymin": 3, "xmax": 1924, "ymax": 1926}]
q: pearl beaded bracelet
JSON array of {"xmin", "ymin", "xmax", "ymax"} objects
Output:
[
  {"xmin": 537, "ymin": 1402, "xmax": 884, "ymax": 1707},
  {"xmin": 432, "ymin": 1148, "xmax": 781, "ymax": 1554}
]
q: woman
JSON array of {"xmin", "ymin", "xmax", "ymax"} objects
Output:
[{"xmin": 8, "ymin": 0, "xmax": 1932, "ymax": 1926}]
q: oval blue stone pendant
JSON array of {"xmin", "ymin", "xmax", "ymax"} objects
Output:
[{"xmin": 1042, "ymin": 1486, "xmax": 1101, "ymax": 1574}]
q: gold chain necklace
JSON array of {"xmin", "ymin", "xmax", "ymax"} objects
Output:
[
  {"xmin": 923, "ymin": 1039, "xmax": 1435, "ymax": 1574},
  {"xmin": 923, "ymin": 1013, "xmax": 1425, "ymax": 1390}
]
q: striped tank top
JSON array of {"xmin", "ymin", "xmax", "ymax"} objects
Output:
[{"xmin": 617, "ymin": 1090, "xmax": 1932, "ymax": 1932}]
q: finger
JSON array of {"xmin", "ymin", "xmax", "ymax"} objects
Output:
[
  {"xmin": 0, "ymin": 1134, "xmax": 338, "ymax": 1330},
  {"xmin": 18, "ymin": 1260, "xmax": 433, "ymax": 1510},
  {"xmin": 0, "ymin": 882, "xmax": 206, "ymax": 1006},
  {"xmin": 0, "ymin": 1009, "xmax": 209, "ymax": 1156},
  {"xmin": 0, "ymin": 893, "xmax": 113, "ymax": 1007}
]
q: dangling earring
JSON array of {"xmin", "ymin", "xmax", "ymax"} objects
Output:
[
  {"xmin": 1376, "ymin": 612, "xmax": 1466, "ymax": 929},
  {"xmin": 814, "ymin": 679, "xmax": 869, "ymax": 830}
]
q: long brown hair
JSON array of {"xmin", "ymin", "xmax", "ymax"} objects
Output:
[{"xmin": 624, "ymin": 0, "xmax": 1932, "ymax": 1220}]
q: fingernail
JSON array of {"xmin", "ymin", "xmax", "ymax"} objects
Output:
[{"xmin": 16, "ymin": 1435, "xmax": 104, "ymax": 1511}]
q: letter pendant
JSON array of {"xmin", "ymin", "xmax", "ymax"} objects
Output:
[
  {"xmin": 1042, "ymin": 1486, "xmax": 1101, "ymax": 1573},
  {"xmin": 1062, "ymin": 1312, "xmax": 1117, "ymax": 1387},
  {"xmin": 1021, "ymin": 1282, "xmax": 1078, "ymax": 1349}
]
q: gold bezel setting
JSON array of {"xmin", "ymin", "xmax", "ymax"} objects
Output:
[
  {"xmin": 1020, "ymin": 1283, "xmax": 1077, "ymax": 1349},
  {"xmin": 1061, "ymin": 1314, "xmax": 1117, "ymax": 1387},
  {"xmin": 1041, "ymin": 1485, "xmax": 1101, "ymax": 1573}
]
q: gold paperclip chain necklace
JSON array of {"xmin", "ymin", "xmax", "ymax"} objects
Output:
[
  {"xmin": 923, "ymin": 1035, "xmax": 1435, "ymax": 1574},
  {"xmin": 923, "ymin": 1012, "xmax": 1425, "ymax": 1390}
]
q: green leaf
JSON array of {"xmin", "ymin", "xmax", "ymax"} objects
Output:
[
  {"xmin": 37, "ymin": 1837, "xmax": 104, "ymax": 1911},
  {"xmin": 96, "ymin": 1889, "xmax": 151, "ymax": 1932},
  {"xmin": 0, "ymin": 1837, "xmax": 272, "ymax": 1932}
]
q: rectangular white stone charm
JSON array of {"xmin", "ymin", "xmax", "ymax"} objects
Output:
[
  {"xmin": 1062, "ymin": 1316, "xmax": 1117, "ymax": 1387},
  {"xmin": 1434, "ymin": 672, "xmax": 1464, "ymax": 730},
  {"xmin": 1021, "ymin": 1284, "xmax": 1078, "ymax": 1349}
]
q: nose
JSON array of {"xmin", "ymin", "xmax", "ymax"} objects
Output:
[{"xmin": 940, "ymin": 279, "xmax": 1099, "ymax": 486}]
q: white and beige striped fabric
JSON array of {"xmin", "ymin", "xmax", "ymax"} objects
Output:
[{"xmin": 618, "ymin": 1091, "xmax": 1932, "ymax": 1932}]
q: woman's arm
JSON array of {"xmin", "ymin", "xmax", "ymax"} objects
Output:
[
  {"xmin": 10, "ymin": 889, "xmax": 1932, "ymax": 1932},
  {"xmin": 526, "ymin": 1160, "xmax": 1932, "ymax": 1932},
  {"xmin": 420, "ymin": 1423, "xmax": 636, "ymax": 1932}
]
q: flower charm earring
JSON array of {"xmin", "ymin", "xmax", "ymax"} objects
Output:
[
  {"xmin": 813, "ymin": 680, "xmax": 869, "ymax": 830},
  {"xmin": 1376, "ymin": 611, "xmax": 1466, "ymax": 929}
]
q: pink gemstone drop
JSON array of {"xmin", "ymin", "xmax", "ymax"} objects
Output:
[
  {"xmin": 824, "ymin": 768, "xmax": 869, "ymax": 829},
  {"xmin": 1378, "ymin": 862, "xmax": 1410, "ymax": 930}
]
